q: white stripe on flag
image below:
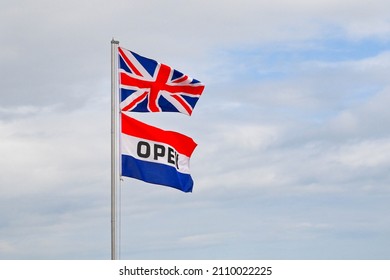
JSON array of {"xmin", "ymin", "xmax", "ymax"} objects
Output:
[{"xmin": 121, "ymin": 133, "xmax": 191, "ymax": 174}]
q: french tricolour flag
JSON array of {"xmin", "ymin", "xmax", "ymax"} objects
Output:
[{"xmin": 121, "ymin": 113, "xmax": 197, "ymax": 192}]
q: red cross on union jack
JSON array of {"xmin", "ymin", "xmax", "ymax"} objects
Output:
[{"xmin": 118, "ymin": 47, "xmax": 205, "ymax": 115}]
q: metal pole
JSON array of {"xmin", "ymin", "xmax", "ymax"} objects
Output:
[{"xmin": 111, "ymin": 38, "xmax": 119, "ymax": 260}]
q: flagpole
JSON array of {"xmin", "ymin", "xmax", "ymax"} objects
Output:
[{"xmin": 111, "ymin": 38, "xmax": 120, "ymax": 260}]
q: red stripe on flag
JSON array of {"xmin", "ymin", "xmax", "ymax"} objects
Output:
[
  {"xmin": 118, "ymin": 47, "xmax": 143, "ymax": 76},
  {"xmin": 122, "ymin": 91, "xmax": 148, "ymax": 111},
  {"xmin": 121, "ymin": 113, "xmax": 197, "ymax": 157},
  {"xmin": 172, "ymin": 75, "xmax": 188, "ymax": 83},
  {"xmin": 171, "ymin": 94, "xmax": 192, "ymax": 115}
]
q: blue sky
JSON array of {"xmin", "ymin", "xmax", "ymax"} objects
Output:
[{"xmin": 1, "ymin": 0, "xmax": 390, "ymax": 259}]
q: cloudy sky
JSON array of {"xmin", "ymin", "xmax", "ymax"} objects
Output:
[{"xmin": 1, "ymin": 0, "xmax": 390, "ymax": 260}]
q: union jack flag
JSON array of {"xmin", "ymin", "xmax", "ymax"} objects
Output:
[{"xmin": 118, "ymin": 47, "xmax": 205, "ymax": 115}]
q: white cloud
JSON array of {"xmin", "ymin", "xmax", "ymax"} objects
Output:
[
  {"xmin": 178, "ymin": 232, "xmax": 237, "ymax": 248},
  {"xmin": 0, "ymin": 99, "xmax": 109, "ymax": 197},
  {"xmin": 0, "ymin": 241, "xmax": 15, "ymax": 255},
  {"xmin": 333, "ymin": 139, "xmax": 390, "ymax": 168}
]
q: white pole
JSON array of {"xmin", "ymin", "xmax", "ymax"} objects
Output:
[{"xmin": 111, "ymin": 38, "xmax": 120, "ymax": 260}]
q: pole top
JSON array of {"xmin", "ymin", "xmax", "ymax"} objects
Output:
[{"xmin": 111, "ymin": 38, "xmax": 119, "ymax": 44}]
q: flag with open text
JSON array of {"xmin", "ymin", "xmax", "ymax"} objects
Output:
[{"xmin": 121, "ymin": 113, "xmax": 197, "ymax": 192}]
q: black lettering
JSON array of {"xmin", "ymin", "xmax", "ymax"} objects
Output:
[
  {"xmin": 154, "ymin": 144, "xmax": 165, "ymax": 160},
  {"xmin": 137, "ymin": 141, "xmax": 150, "ymax": 158},
  {"xmin": 167, "ymin": 147, "xmax": 175, "ymax": 164}
]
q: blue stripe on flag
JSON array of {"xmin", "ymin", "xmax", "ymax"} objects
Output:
[{"xmin": 122, "ymin": 155, "xmax": 194, "ymax": 193}]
